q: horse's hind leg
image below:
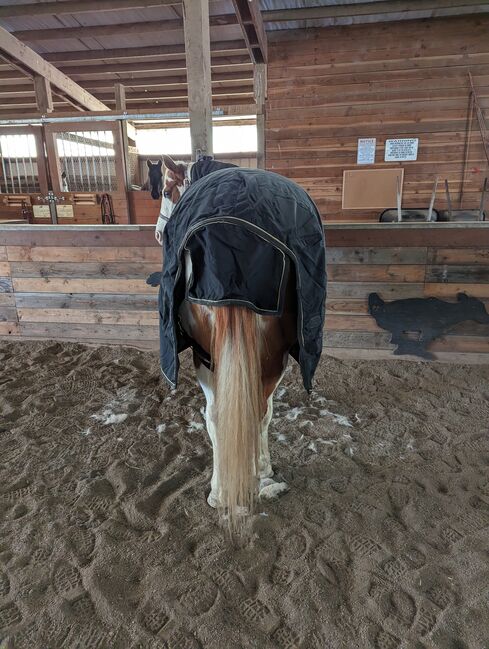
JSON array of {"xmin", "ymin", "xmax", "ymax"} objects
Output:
[
  {"xmin": 258, "ymin": 378, "xmax": 289, "ymax": 502},
  {"xmin": 195, "ymin": 362, "xmax": 221, "ymax": 508}
]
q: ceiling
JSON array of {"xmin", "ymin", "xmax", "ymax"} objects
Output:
[{"xmin": 0, "ymin": 0, "xmax": 488, "ymax": 116}]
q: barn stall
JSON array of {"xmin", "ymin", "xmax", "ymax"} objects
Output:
[{"xmin": 1, "ymin": 2, "xmax": 489, "ymax": 649}]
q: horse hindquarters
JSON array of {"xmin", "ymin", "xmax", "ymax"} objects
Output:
[{"xmin": 212, "ymin": 306, "xmax": 262, "ymax": 532}]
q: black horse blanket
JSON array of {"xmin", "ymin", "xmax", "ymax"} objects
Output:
[{"xmin": 157, "ymin": 167, "xmax": 326, "ymax": 392}]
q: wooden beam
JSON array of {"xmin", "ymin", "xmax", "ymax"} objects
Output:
[
  {"xmin": 43, "ymin": 41, "xmax": 247, "ymax": 63},
  {"xmin": 0, "ymin": 26, "xmax": 109, "ymax": 112},
  {"xmin": 114, "ymin": 84, "xmax": 126, "ymax": 111},
  {"xmin": 254, "ymin": 63, "xmax": 266, "ymax": 168},
  {"xmin": 56, "ymin": 55, "xmax": 250, "ymax": 76},
  {"xmin": 33, "ymin": 74, "xmax": 53, "ymax": 113},
  {"xmin": 262, "ymin": 0, "xmax": 489, "ymax": 22},
  {"xmin": 231, "ymin": 0, "xmax": 267, "ymax": 64},
  {"xmin": 0, "ymin": 0, "xmax": 182, "ymax": 17},
  {"xmin": 11, "ymin": 14, "xmax": 237, "ymax": 42},
  {"xmin": 183, "ymin": 0, "xmax": 213, "ymax": 158}
]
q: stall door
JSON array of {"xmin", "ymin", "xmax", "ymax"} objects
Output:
[{"xmin": 44, "ymin": 121, "xmax": 129, "ymax": 224}]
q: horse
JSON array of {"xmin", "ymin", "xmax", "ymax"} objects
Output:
[
  {"xmin": 143, "ymin": 159, "xmax": 165, "ymax": 200},
  {"xmin": 151, "ymin": 155, "xmax": 325, "ymax": 533}
]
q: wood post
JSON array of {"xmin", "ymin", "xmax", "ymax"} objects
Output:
[
  {"xmin": 114, "ymin": 83, "xmax": 126, "ymax": 111},
  {"xmin": 33, "ymin": 74, "xmax": 53, "ymax": 113},
  {"xmin": 182, "ymin": 0, "xmax": 213, "ymax": 160},
  {"xmin": 254, "ymin": 63, "xmax": 266, "ymax": 169}
]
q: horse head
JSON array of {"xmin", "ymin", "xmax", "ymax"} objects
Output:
[
  {"xmin": 162, "ymin": 155, "xmax": 189, "ymax": 205},
  {"xmin": 146, "ymin": 159, "xmax": 163, "ymax": 200}
]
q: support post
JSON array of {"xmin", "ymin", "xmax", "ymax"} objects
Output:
[
  {"xmin": 114, "ymin": 82, "xmax": 126, "ymax": 111},
  {"xmin": 182, "ymin": 0, "xmax": 213, "ymax": 160},
  {"xmin": 34, "ymin": 74, "xmax": 53, "ymax": 113},
  {"xmin": 254, "ymin": 63, "xmax": 266, "ymax": 169}
]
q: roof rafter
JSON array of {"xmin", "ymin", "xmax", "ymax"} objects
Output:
[
  {"xmin": 11, "ymin": 14, "xmax": 237, "ymax": 42},
  {"xmin": 41, "ymin": 40, "xmax": 247, "ymax": 63},
  {"xmin": 231, "ymin": 0, "xmax": 267, "ymax": 63},
  {"xmin": 0, "ymin": 0, "xmax": 184, "ymax": 17},
  {"xmin": 0, "ymin": 25, "xmax": 109, "ymax": 111}
]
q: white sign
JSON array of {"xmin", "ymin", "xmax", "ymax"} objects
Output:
[
  {"xmin": 57, "ymin": 204, "xmax": 74, "ymax": 219},
  {"xmin": 33, "ymin": 205, "xmax": 50, "ymax": 219},
  {"xmin": 385, "ymin": 138, "xmax": 419, "ymax": 162},
  {"xmin": 357, "ymin": 138, "xmax": 376, "ymax": 165}
]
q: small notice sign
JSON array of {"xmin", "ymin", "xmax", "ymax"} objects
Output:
[
  {"xmin": 33, "ymin": 205, "xmax": 50, "ymax": 219},
  {"xmin": 357, "ymin": 138, "xmax": 376, "ymax": 165},
  {"xmin": 57, "ymin": 204, "xmax": 74, "ymax": 219},
  {"xmin": 385, "ymin": 138, "xmax": 419, "ymax": 162}
]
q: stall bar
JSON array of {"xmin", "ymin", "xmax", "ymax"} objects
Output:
[{"xmin": 0, "ymin": 223, "xmax": 488, "ymax": 363}]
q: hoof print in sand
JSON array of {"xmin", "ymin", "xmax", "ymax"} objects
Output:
[
  {"xmin": 271, "ymin": 565, "xmax": 294, "ymax": 586},
  {"xmin": 305, "ymin": 501, "xmax": 336, "ymax": 528},
  {"xmin": 140, "ymin": 603, "xmax": 170, "ymax": 635},
  {"xmin": 0, "ymin": 602, "xmax": 22, "ymax": 630},
  {"xmin": 375, "ymin": 628, "xmax": 400, "ymax": 649},
  {"xmin": 177, "ymin": 578, "xmax": 218, "ymax": 617},
  {"xmin": 53, "ymin": 561, "xmax": 83, "ymax": 598},
  {"xmin": 69, "ymin": 527, "xmax": 95, "ymax": 566},
  {"xmin": 69, "ymin": 593, "xmax": 95, "ymax": 622},
  {"xmin": 278, "ymin": 532, "xmax": 307, "ymax": 562},
  {"xmin": 389, "ymin": 590, "xmax": 417, "ymax": 628},
  {"xmin": 0, "ymin": 570, "xmax": 10, "ymax": 597},
  {"xmin": 240, "ymin": 598, "xmax": 280, "ymax": 635},
  {"xmin": 160, "ymin": 626, "xmax": 201, "ymax": 649},
  {"xmin": 271, "ymin": 625, "xmax": 301, "ymax": 649}
]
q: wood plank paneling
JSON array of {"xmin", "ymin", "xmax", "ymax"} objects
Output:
[
  {"xmin": 12, "ymin": 278, "xmax": 156, "ymax": 294},
  {"xmin": 326, "ymin": 247, "xmax": 426, "ymax": 264},
  {"xmin": 7, "ymin": 246, "xmax": 161, "ymax": 263},
  {"xmin": 0, "ymin": 225, "xmax": 487, "ymax": 361},
  {"xmin": 14, "ymin": 293, "xmax": 158, "ymax": 311},
  {"xmin": 10, "ymin": 261, "xmax": 158, "ymax": 279},
  {"xmin": 266, "ymin": 16, "xmax": 489, "ymax": 223},
  {"xmin": 17, "ymin": 308, "xmax": 158, "ymax": 326}
]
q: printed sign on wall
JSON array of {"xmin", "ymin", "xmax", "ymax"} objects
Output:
[
  {"xmin": 357, "ymin": 138, "xmax": 376, "ymax": 165},
  {"xmin": 33, "ymin": 205, "xmax": 50, "ymax": 219},
  {"xmin": 57, "ymin": 205, "xmax": 74, "ymax": 219},
  {"xmin": 384, "ymin": 138, "xmax": 419, "ymax": 162}
]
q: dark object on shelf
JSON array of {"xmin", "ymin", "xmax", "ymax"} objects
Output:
[
  {"xmin": 437, "ymin": 177, "xmax": 486, "ymax": 222},
  {"xmin": 379, "ymin": 177, "xmax": 439, "ymax": 222},
  {"xmin": 368, "ymin": 292, "xmax": 489, "ymax": 359}
]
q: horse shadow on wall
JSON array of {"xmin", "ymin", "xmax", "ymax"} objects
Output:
[{"xmin": 368, "ymin": 292, "xmax": 489, "ymax": 359}]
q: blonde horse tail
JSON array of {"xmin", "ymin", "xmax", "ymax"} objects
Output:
[{"xmin": 212, "ymin": 305, "xmax": 262, "ymax": 534}]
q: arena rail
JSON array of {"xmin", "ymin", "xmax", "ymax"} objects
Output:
[{"xmin": 0, "ymin": 222, "xmax": 488, "ymax": 363}]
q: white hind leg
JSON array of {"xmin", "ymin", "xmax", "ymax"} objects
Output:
[
  {"xmin": 259, "ymin": 377, "xmax": 289, "ymax": 501},
  {"xmin": 258, "ymin": 395, "xmax": 274, "ymax": 480},
  {"xmin": 195, "ymin": 362, "xmax": 221, "ymax": 508}
]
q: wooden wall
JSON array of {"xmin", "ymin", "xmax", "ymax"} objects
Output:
[
  {"xmin": 0, "ymin": 192, "xmax": 130, "ymax": 225},
  {"xmin": 265, "ymin": 16, "xmax": 489, "ymax": 222},
  {"xmin": 0, "ymin": 225, "xmax": 488, "ymax": 363}
]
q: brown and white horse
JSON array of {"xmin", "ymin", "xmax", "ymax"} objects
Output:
[{"xmin": 157, "ymin": 156, "xmax": 297, "ymax": 532}]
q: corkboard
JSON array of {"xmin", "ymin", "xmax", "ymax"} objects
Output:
[{"xmin": 342, "ymin": 168, "xmax": 404, "ymax": 209}]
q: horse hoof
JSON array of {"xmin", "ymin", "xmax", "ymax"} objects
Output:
[
  {"xmin": 207, "ymin": 491, "xmax": 220, "ymax": 509},
  {"xmin": 259, "ymin": 481, "xmax": 289, "ymax": 501}
]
